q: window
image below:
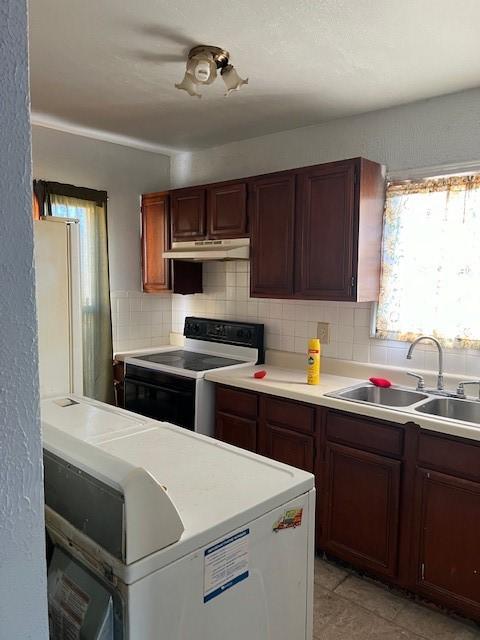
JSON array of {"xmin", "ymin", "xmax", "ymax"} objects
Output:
[{"xmin": 376, "ymin": 174, "xmax": 480, "ymax": 349}]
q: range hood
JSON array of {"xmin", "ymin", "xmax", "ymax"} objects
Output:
[{"xmin": 163, "ymin": 238, "xmax": 249, "ymax": 262}]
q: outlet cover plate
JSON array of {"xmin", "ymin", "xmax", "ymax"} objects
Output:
[{"xmin": 317, "ymin": 322, "xmax": 330, "ymax": 344}]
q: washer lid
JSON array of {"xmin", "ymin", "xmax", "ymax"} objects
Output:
[
  {"xmin": 42, "ymin": 395, "xmax": 185, "ymax": 565},
  {"xmin": 41, "ymin": 394, "xmax": 152, "ymax": 444},
  {"xmin": 98, "ymin": 422, "xmax": 314, "ymax": 546}
]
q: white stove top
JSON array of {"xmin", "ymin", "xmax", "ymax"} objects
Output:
[{"xmin": 124, "ymin": 339, "xmax": 259, "ymax": 379}]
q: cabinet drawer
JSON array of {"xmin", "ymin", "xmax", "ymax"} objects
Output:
[
  {"xmin": 418, "ymin": 432, "xmax": 480, "ymax": 483},
  {"xmin": 262, "ymin": 396, "xmax": 314, "ymax": 434},
  {"xmin": 326, "ymin": 410, "xmax": 404, "ymax": 458},
  {"xmin": 216, "ymin": 385, "xmax": 258, "ymax": 419}
]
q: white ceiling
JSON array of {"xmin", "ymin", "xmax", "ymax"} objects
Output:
[{"xmin": 29, "ymin": 0, "xmax": 480, "ymax": 152}]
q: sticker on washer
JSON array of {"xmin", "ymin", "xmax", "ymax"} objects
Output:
[
  {"xmin": 204, "ymin": 529, "xmax": 249, "ymax": 603},
  {"xmin": 273, "ymin": 507, "xmax": 303, "ymax": 532}
]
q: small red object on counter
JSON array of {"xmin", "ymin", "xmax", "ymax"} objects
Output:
[
  {"xmin": 369, "ymin": 377, "xmax": 392, "ymax": 388},
  {"xmin": 254, "ymin": 370, "xmax": 267, "ymax": 379}
]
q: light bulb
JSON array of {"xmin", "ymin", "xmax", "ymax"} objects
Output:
[{"xmin": 194, "ymin": 60, "xmax": 211, "ymax": 83}]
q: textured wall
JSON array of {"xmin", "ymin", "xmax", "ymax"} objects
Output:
[
  {"xmin": 0, "ymin": 1, "xmax": 49, "ymax": 636},
  {"xmin": 32, "ymin": 126, "xmax": 171, "ymax": 292},
  {"xmin": 171, "ymin": 87, "xmax": 480, "ymax": 186}
]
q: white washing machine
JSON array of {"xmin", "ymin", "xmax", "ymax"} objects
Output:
[{"xmin": 42, "ymin": 394, "xmax": 315, "ymax": 640}]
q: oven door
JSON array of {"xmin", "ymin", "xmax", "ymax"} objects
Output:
[{"xmin": 124, "ymin": 364, "xmax": 196, "ymax": 430}]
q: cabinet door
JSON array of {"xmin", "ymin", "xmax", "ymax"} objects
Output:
[
  {"xmin": 250, "ymin": 174, "xmax": 296, "ymax": 298},
  {"xmin": 171, "ymin": 188, "xmax": 206, "ymax": 241},
  {"xmin": 296, "ymin": 160, "xmax": 357, "ymax": 300},
  {"xmin": 323, "ymin": 442, "xmax": 401, "ymax": 578},
  {"xmin": 141, "ymin": 192, "xmax": 171, "ymax": 293},
  {"xmin": 413, "ymin": 468, "xmax": 480, "ymax": 619},
  {"xmin": 208, "ymin": 182, "xmax": 247, "ymax": 239},
  {"xmin": 215, "ymin": 411, "xmax": 257, "ymax": 452},
  {"xmin": 262, "ymin": 424, "xmax": 314, "ymax": 472}
]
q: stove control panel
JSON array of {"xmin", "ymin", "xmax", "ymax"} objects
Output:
[{"xmin": 184, "ymin": 317, "xmax": 264, "ymax": 352}]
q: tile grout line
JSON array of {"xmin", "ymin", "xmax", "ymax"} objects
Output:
[
  {"xmin": 330, "ymin": 587, "xmax": 431, "ymax": 640},
  {"xmin": 315, "ymin": 570, "xmax": 433, "ymax": 640},
  {"xmin": 326, "ymin": 561, "xmax": 478, "ymax": 637}
]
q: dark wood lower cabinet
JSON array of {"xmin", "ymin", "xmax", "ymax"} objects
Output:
[
  {"xmin": 260, "ymin": 424, "xmax": 314, "ymax": 472},
  {"xmin": 258, "ymin": 395, "xmax": 315, "ymax": 472},
  {"xmin": 413, "ymin": 468, "xmax": 480, "ymax": 620},
  {"xmin": 215, "ymin": 385, "xmax": 258, "ymax": 452},
  {"xmin": 113, "ymin": 359, "xmax": 125, "ymax": 407},
  {"xmin": 323, "ymin": 443, "xmax": 401, "ymax": 578},
  {"xmin": 215, "ymin": 411, "xmax": 257, "ymax": 452},
  {"xmin": 213, "ymin": 383, "xmax": 480, "ymax": 622}
]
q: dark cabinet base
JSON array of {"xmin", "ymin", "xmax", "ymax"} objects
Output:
[
  {"xmin": 322, "ymin": 443, "xmax": 401, "ymax": 579},
  {"xmin": 412, "ymin": 468, "xmax": 480, "ymax": 621},
  {"xmin": 213, "ymin": 383, "xmax": 480, "ymax": 623}
]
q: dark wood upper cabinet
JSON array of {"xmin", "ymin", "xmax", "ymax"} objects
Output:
[
  {"xmin": 171, "ymin": 182, "xmax": 247, "ymax": 242},
  {"xmin": 295, "ymin": 160, "xmax": 356, "ymax": 300},
  {"xmin": 169, "ymin": 157, "xmax": 384, "ymax": 300},
  {"xmin": 295, "ymin": 158, "xmax": 385, "ymax": 301},
  {"xmin": 249, "ymin": 157, "xmax": 385, "ymax": 301},
  {"xmin": 207, "ymin": 182, "xmax": 248, "ymax": 239},
  {"xmin": 171, "ymin": 187, "xmax": 206, "ymax": 241},
  {"xmin": 141, "ymin": 192, "xmax": 171, "ymax": 293},
  {"xmin": 250, "ymin": 174, "xmax": 296, "ymax": 298},
  {"xmin": 323, "ymin": 442, "xmax": 401, "ymax": 579}
]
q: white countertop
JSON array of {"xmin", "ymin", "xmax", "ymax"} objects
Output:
[{"xmin": 205, "ymin": 364, "xmax": 480, "ymax": 443}]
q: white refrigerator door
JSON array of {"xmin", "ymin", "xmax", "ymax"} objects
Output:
[
  {"xmin": 127, "ymin": 490, "xmax": 315, "ymax": 640},
  {"xmin": 34, "ymin": 217, "xmax": 83, "ymax": 397}
]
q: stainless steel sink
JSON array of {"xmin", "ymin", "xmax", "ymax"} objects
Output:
[
  {"xmin": 415, "ymin": 397, "xmax": 480, "ymax": 424},
  {"xmin": 329, "ymin": 384, "xmax": 428, "ymax": 407}
]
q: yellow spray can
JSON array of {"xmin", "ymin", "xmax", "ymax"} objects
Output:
[{"xmin": 307, "ymin": 338, "xmax": 321, "ymax": 385}]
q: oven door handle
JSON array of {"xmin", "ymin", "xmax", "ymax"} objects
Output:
[{"xmin": 124, "ymin": 378, "xmax": 191, "ymax": 396}]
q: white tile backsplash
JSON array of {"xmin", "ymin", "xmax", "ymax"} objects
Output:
[
  {"xmin": 167, "ymin": 260, "xmax": 480, "ymax": 377},
  {"xmin": 111, "ymin": 290, "xmax": 171, "ymax": 353}
]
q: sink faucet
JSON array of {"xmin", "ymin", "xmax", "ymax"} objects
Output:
[
  {"xmin": 406, "ymin": 335, "xmax": 444, "ymax": 391},
  {"xmin": 456, "ymin": 380, "xmax": 480, "ymax": 400}
]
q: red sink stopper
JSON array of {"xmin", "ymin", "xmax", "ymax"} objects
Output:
[
  {"xmin": 369, "ymin": 377, "xmax": 392, "ymax": 388},
  {"xmin": 254, "ymin": 370, "xmax": 267, "ymax": 379}
]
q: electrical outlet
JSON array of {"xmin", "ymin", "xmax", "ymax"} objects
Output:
[{"xmin": 317, "ymin": 322, "xmax": 330, "ymax": 344}]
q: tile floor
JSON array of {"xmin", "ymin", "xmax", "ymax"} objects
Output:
[{"xmin": 314, "ymin": 555, "xmax": 480, "ymax": 639}]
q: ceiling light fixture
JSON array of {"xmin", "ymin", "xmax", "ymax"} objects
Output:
[{"xmin": 175, "ymin": 45, "xmax": 248, "ymax": 98}]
